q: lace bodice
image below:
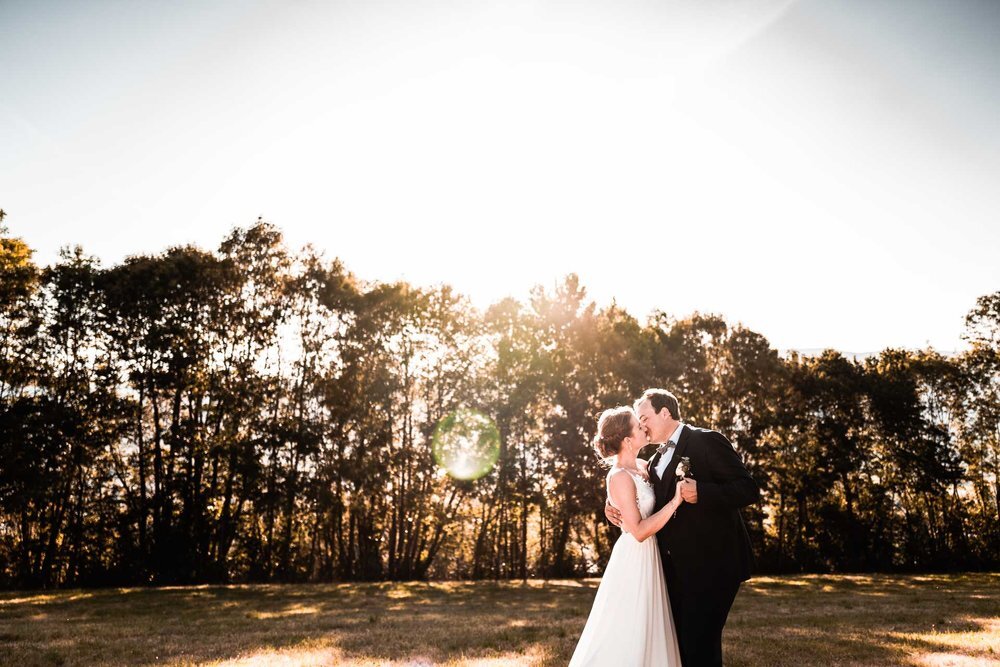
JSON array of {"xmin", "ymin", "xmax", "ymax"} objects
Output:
[{"xmin": 607, "ymin": 465, "xmax": 656, "ymax": 519}]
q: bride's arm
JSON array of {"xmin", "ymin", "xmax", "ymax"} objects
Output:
[{"xmin": 608, "ymin": 473, "xmax": 683, "ymax": 543}]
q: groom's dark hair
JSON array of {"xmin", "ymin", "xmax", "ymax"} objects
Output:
[{"xmin": 637, "ymin": 388, "xmax": 681, "ymax": 420}]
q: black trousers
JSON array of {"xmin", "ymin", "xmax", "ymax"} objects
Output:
[{"xmin": 663, "ymin": 556, "xmax": 741, "ymax": 667}]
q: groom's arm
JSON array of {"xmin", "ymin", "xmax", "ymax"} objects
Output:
[
  {"xmin": 694, "ymin": 432, "xmax": 759, "ymax": 510},
  {"xmin": 604, "ymin": 499, "xmax": 623, "ymax": 527}
]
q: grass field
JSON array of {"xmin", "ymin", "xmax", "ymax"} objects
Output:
[{"xmin": 0, "ymin": 573, "xmax": 997, "ymax": 666}]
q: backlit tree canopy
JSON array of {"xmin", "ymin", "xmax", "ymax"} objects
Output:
[{"xmin": 0, "ymin": 218, "xmax": 996, "ymax": 588}]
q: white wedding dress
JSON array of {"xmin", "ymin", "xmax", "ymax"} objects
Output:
[{"xmin": 569, "ymin": 466, "xmax": 682, "ymax": 667}]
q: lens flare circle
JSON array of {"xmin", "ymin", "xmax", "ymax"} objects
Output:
[{"xmin": 432, "ymin": 408, "xmax": 500, "ymax": 481}]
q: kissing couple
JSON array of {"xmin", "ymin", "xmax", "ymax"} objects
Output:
[{"xmin": 569, "ymin": 388, "xmax": 759, "ymax": 667}]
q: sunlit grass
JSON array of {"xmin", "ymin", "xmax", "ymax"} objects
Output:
[{"xmin": 0, "ymin": 574, "xmax": 996, "ymax": 666}]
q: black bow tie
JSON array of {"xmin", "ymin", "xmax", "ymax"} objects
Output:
[{"xmin": 656, "ymin": 442, "xmax": 676, "ymax": 454}]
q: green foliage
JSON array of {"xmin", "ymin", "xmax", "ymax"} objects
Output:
[{"xmin": 0, "ymin": 222, "xmax": 996, "ymax": 588}]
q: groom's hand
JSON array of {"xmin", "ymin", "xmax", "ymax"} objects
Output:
[
  {"xmin": 679, "ymin": 479, "xmax": 698, "ymax": 503},
  {"xmin": 604, "ymin": 500, "xmax": 623, "ymax": 527}
]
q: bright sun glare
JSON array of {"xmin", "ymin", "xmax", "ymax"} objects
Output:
[
  {"xmin": 432, "ymin": 408, "xmax": 501, "ymax": 481},
  {"xmin": 5, "ymin": 0, "xmax": 997, "ymax": 352}
]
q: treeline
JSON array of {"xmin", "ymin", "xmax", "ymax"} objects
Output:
[{"xmin": 0, "ymin": 218, "xmax": 997, "ymax": 589}]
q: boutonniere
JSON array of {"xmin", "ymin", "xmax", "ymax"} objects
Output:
[{"xmin": 675, "ymin": 456, "xmax": 693, "ymax": 481}]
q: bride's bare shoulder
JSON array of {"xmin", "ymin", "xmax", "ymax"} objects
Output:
[{"xmin": 607, "ymin": 468, "xmax": 636, "ymax": 491}]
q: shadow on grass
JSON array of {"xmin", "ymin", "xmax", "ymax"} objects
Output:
[
  {"xmin": 0, "ymin": 580, "xmax": 593, "ymax": 666},
  {"xmin": 0, "ymin": 574, "xmax": 997, "ymax": 666},
  {"xmin": 725, "ymin": 573, "xmax": 1000, "ymax": 667}
]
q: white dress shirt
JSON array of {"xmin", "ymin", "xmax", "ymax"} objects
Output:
[{"xmin": 654, "ymin": 422, "xmax": 686, "ymax": 479}]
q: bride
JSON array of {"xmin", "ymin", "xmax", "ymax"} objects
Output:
[{"xmin": 569, "ymin": 406, "xmax": 684, "ymax": 666}]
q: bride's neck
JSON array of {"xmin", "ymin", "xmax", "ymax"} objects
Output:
[{"xmin": 616, "ymin": 448, "xmax": 638, "ymax": 469}]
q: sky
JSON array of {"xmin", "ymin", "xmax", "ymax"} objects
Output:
[{"xmin": 2, "ymin": 0, "xmax": 998, "ymax": 353}]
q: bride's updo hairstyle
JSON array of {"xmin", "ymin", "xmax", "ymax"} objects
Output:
[{"xmin": 592, "ymin": 406, "xmax": 634, "ymax": 465}]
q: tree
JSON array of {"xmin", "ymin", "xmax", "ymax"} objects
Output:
[{"xmin": 958, "ymin": 292, "xmax": 1000, "ymax": 563}]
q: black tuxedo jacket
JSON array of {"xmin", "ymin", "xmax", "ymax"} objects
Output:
[{"xmin": 649, "ymin": 424, "xmax": 759, "ymax": 591}]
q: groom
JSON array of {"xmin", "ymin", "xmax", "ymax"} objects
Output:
[{"xmin": 606, "ymin": 388, "xmax": 759, "ymax": 667}]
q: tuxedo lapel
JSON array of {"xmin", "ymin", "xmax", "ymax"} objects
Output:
[{"xmin": 647, "ymin": 450, "xmax": 662, "ymax": 484}]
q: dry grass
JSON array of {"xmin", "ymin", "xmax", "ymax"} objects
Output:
[{"xmin": 0, "ymin": 573, "xmax": 997, "ymax": 666}]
